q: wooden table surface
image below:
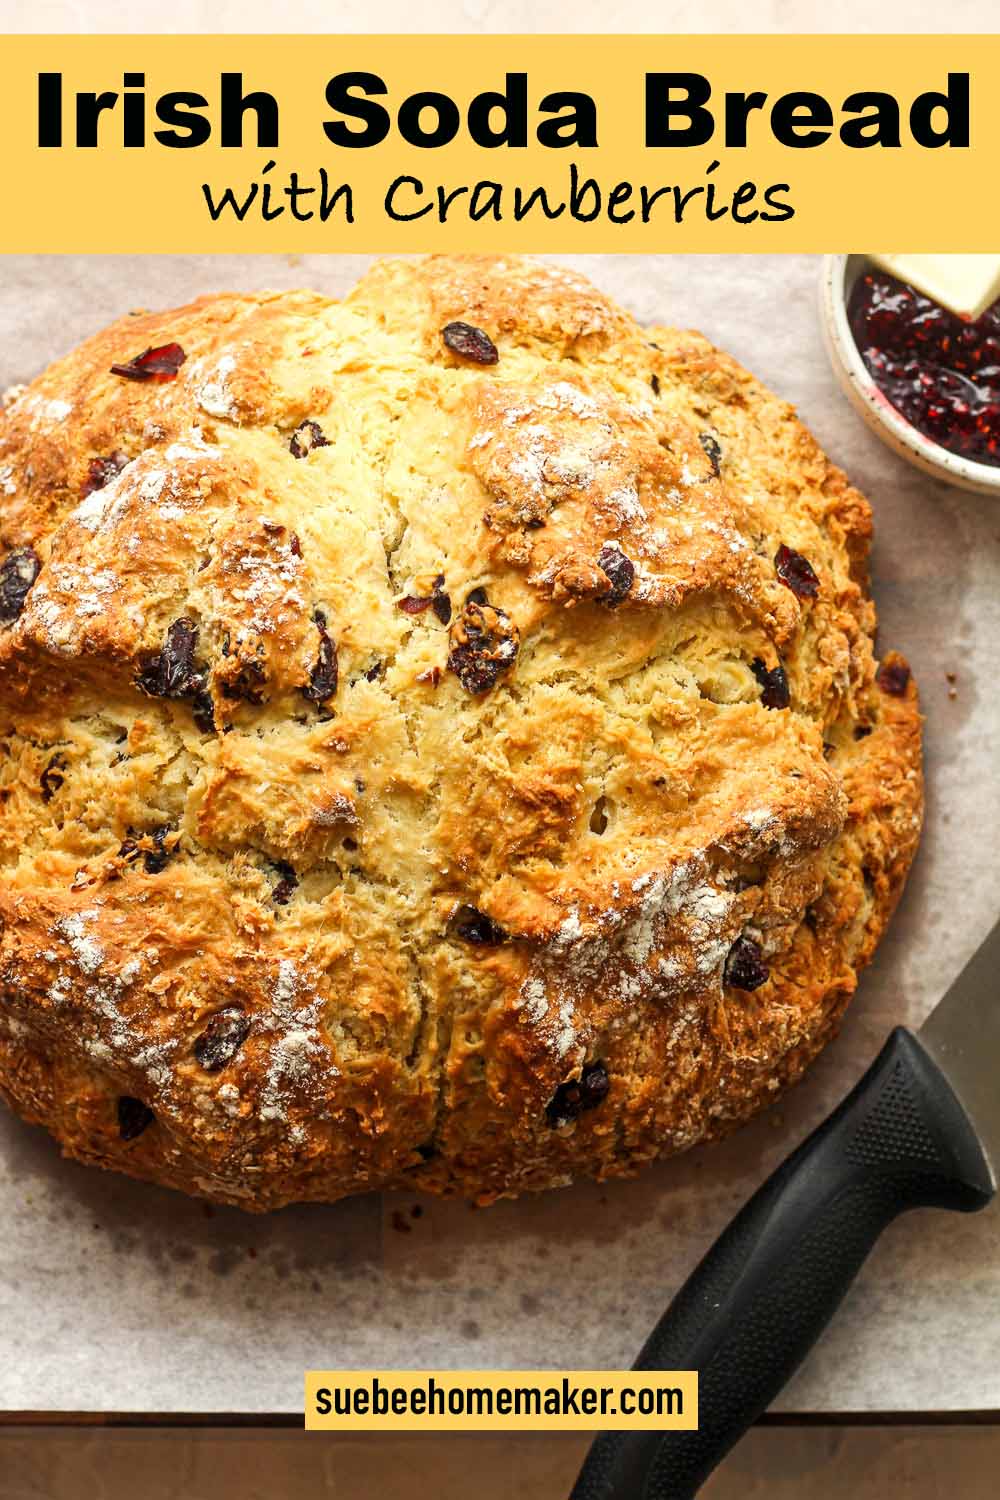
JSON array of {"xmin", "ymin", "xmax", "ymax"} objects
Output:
[{"xmin": 2, "ymin": 1426, "xmax": 1000, "ymax": 1498}]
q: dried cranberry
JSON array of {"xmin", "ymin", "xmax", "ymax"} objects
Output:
[
  {"xmin": 751, "ymin": 658, "xmax": 790, "ymax": 710},
  {"xmin": 270, "ymin": 861, "xmax": 298, "ymax": 905},
  {"xmin": 117, "ymin": 827, "xmax": 175, "ymax": 873},
  {"xmin": 143, "ymin": 827, "xmax": 175, "ymax": 875},
  {"xmin": 650, "ymin": 373, "xmax": 661, "ymax": 395},
  {"xmin": 0, "ymin": 548, "xmax": 40, "ymax": 623},
  {"xmin": 39, "ymin": 755, "xmax": 66, "ymax": 803},
  {"xmin": 877, "ymin": 659, "xmax": 911, "ymax": 696},
  {"xmin": 597, "ymin": 545, "xmax": 635, "ymax": 605},
  {"xmin": 545, "ymin": 1061, "xmax": 610, "ymax": 1127},
  {"xmin": 399, "ymin": 575, "xmax": 451, "ymax": 624},
  {"xmin": 194, "ymin": 1005, "xmax": 251, "ymax": 1072},
  {"xmin": 191, "ymin": 684, "xmax": 217, "ymax": 733},
  {"xmin": 724, "ymin": 936, "xmax": 770, "ymax": 992},
  {"xmin": 579, "ymin": 1061, "xmax": 610, "ymax": 1107},
  {"xmin": 289, "ymin": 420, "xmax": 329, "ymax": 459},
  {"xmin": 302, "ymin": 609, "xmax": 338, "ymax": 703},
  {"xmin": 117, "ymin": 836, "xmax": 139, "ymax": 866},
  {"xmin": 432, "ymin": 584, "xmax": 452, "ymax": 625},
  {"xmin": 82, "ymin": 452, "xmax": 128, "ymax": 497},
  {"xmin": 441, "ymin": 322, "xmax": 498, "ymax": 365},
  {"xmin": 447, "ymin": 595, "xmax": 519, "ymax": 695},
  {"xmin": 137, "ymin": 618, "xmax": 199, "ymax": 699},
  {"xmin": 775, "ymin": 544, "xmax": 820, "ymax": 600},
  {"xmin": 453, "ymin": 905, "xmax": 506, "ymax": 945},
  {"xmin": 118, "ymin": 1096, "xmax": 155, "ymax": 1141},
  {"xmin": 110, "ymin": 342, "xmax": 186, "ymax": 382},
  {"xmin": 699, "ymin": 433, "xmax": 723, "ymax": 476},
  {"xmin": 137, "ymin": 620, "xmax": 219, "ymax": 730}
]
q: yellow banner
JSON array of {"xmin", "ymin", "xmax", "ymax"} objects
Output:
[
  {"xmin": 1, "ymin": 35, "xmax": 996, "ymax": 252},
  {"xmin": 305, "ymin": 1369, "xmax": 698, "ymax": 1431}
]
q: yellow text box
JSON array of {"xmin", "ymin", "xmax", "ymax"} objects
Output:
[
  {"xmin": 305, "ymin": 1369, "xmax": 698, "ymax": 1431},
  {"xmin": 1, "ymin": 35, "xmax": 998, "ymax": 251}
]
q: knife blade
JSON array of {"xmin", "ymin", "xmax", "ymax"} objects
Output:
[
  {"xmin": 569, "ymin": 920, "xmax": 999, "ymax": 1500},
  {"xmin": 918, "ymin": 918, "xmax": 1000, "ymax": 1174}
]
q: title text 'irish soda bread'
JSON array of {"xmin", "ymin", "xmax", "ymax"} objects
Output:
[{"xmin": 0, "ymin": 256, "xmax": 922, "ymax": 1210}]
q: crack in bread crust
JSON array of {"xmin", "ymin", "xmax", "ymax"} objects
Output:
[{"xmin": 0, "ymin": 255, "xmax": 922, "ymax": 1211}]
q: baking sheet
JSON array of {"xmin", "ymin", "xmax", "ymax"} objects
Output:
[{"xmin": 0, "ymin": 253, "xmax": 997, "ymax": 1415}]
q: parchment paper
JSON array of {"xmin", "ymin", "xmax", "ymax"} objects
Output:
[{"xmin": 0, "ymin": 253, "xmax": 997, "ymax": 1415}]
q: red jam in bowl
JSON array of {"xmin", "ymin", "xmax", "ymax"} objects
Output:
[{"xmin": 847, "ymin": 269, "xmax": 1000, "ymax": 468}]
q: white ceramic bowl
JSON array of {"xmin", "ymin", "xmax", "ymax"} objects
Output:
[{"xmin": 820, "ymin": 254, "xmax": 1000, "ymax": 497}]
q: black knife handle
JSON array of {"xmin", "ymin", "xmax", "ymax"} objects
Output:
[{"xmin": 570, "ymin": 1027, "xmax": 994, "ymax": 1500}]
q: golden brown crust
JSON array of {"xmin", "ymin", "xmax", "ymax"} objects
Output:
[{"xmin": 0, "ymin": 256, "xmax": 922, "ymax": 1209}]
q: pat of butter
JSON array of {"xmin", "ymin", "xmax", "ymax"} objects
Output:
[{"xmin": 868, "ymin": 254, "xmax": 1000, "ymax": 321}]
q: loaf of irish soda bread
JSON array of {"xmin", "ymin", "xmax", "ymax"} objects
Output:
[{"xmin": 0, "ymin": 256, "xmax": 921, "ymax": 1210}]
